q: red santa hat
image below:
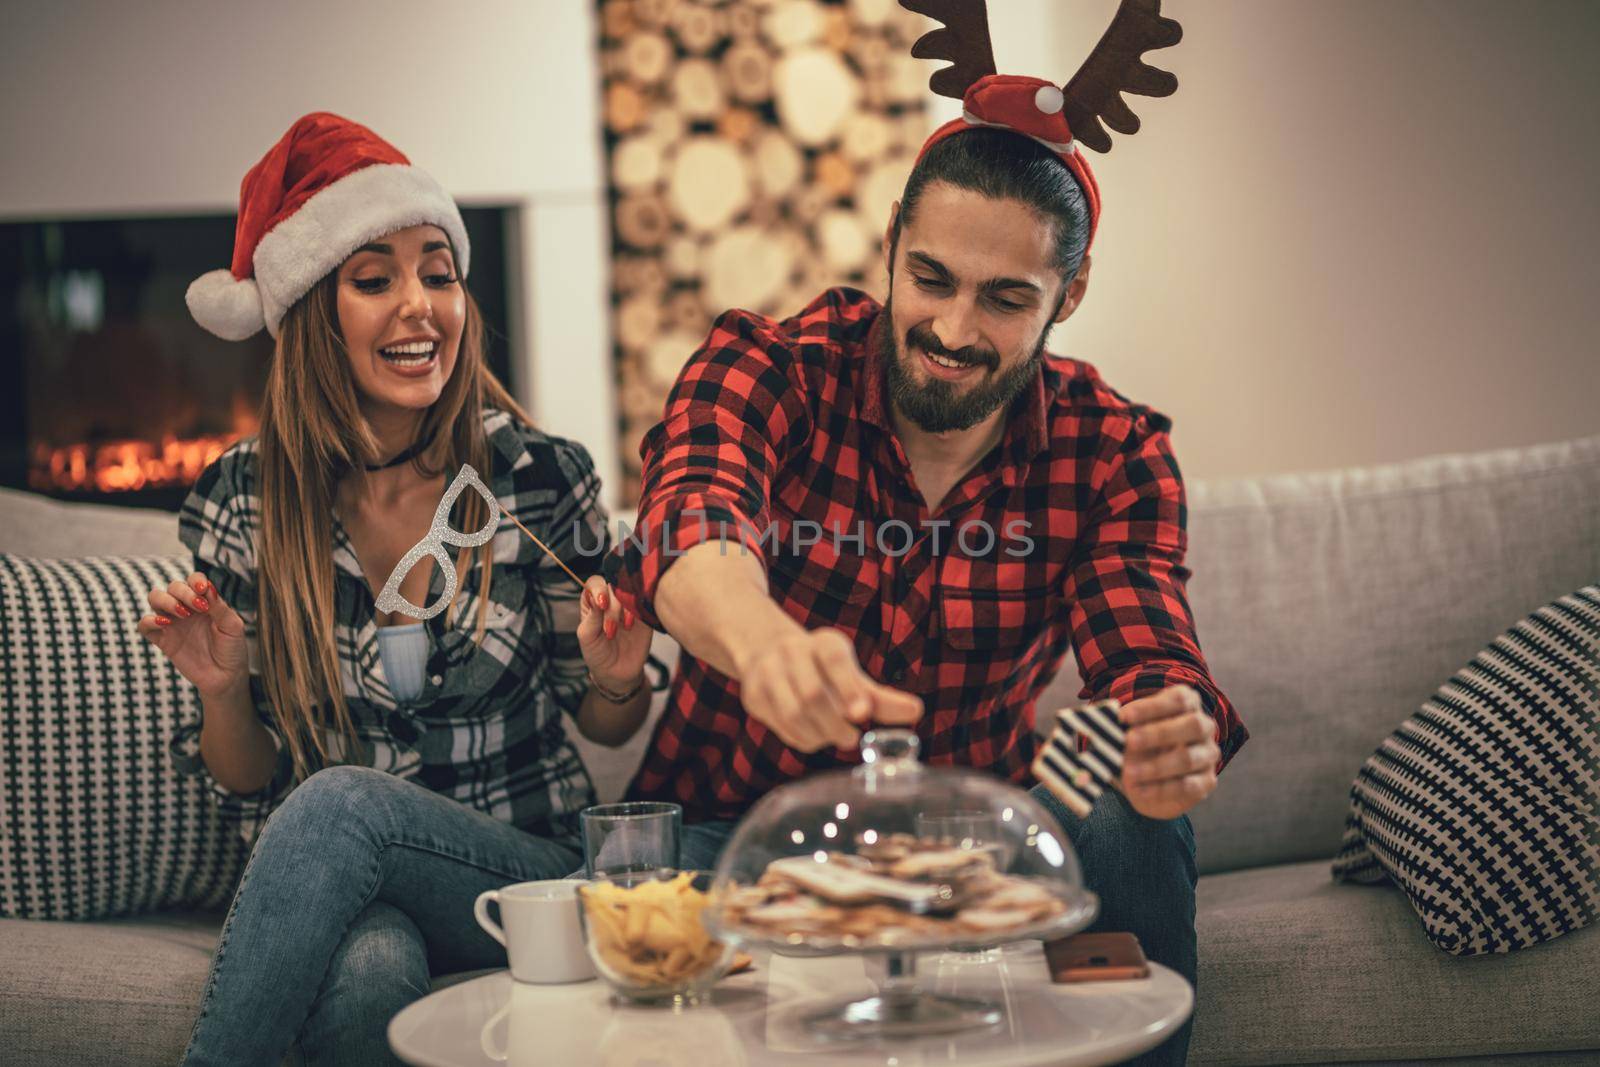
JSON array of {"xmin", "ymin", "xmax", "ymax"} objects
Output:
[
  {"xmin": 186, "ymin": 112, "xmax": 470, "ymax": 341},
  {"xmin": 916, "ymin": 74, "xmax": 1104, "ymax": 251}
]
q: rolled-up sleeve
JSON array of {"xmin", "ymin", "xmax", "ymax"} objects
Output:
[
  {"xmin": 169, "ymin": 451, "xmax": 296, "ymax": 845},
  {"xmin": 1062, "ymin": 417, "xmax": 1248, "ymax": 772}
]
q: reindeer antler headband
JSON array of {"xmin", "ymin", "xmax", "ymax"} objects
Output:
[{"xmin": 900, "ymin": 0, "xmax": 1184, "ymax": 249}]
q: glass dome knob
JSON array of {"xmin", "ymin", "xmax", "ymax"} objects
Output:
[
  {"xmin": 857, "ymin": 728, "xmax": 922, "ymax": 792},
  {"xmin": 859, "ymin": 728, "xmax": 919, "ymax": 765}
]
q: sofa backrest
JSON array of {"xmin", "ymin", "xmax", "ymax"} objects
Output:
[
  {"xmin": 0, "ymin": 487, "xmax": 186, "ymax": 559},
  {"xmin": 1088, "ymin": 435, "xmax": 1598, "ymax": 876}
]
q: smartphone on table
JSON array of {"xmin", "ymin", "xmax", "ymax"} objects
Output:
[{"xmin": 1044, "ymin": 932, "xmax": 1150, "ymax": 982}]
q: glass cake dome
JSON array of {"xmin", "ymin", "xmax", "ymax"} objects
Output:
[{"xmin": 704, "ymin": 728, "xmax": 1098, "ymax": 1039}]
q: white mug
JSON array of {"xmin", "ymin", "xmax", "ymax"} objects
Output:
[{"xmin": 473, "ymin": 879, "xmax": 594, "ymax": 984}]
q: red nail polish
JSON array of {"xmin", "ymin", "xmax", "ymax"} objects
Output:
[
  {"xmin": 194, "ymin": 597, "xmax": 210, "ymax": 612},
  {"xmin": 155, "ymin": 616, "xmax": 172, "ymax": 627},
  {"xmin": 604, "ymin": 618, "xmax": 616, "ymax": 639},
  {"xmin": 598, "ymin": 590, "xmax": 608, "ymax": 611},
  {"xmin": 624, "ymin": 610, "xmax": 635, "ymax": 629},
  {"xmin": 173, "ymin": 605, "xmax": 192, "ymax": 618},
  {"xmin": 194, "ymin": 579, "xmax": 209, "ymax": 595}
]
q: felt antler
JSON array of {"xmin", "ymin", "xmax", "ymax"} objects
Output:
[
  {"xmin": 1061, "ymin": 0, "xmax": 1183, "ymax": 153},
  {"xmin": 901, "ymin": 0, "xmax": 996, "ymax": 100}
]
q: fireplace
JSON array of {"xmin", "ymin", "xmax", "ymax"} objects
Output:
[
  {"xmin": 34, "ymin": 414, "xmax": 261, "ymax": 503},
  {"xmin": 1, "ymin": 208, "xmax": 517, "ymax": 511}
]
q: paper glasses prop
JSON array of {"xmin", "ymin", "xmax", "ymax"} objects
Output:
[
  {"xmin": 374, "ymin": 464, "xmax": 585, "ymax": 620},
  {"xmin": 373, "ymin": 465, "xmax": 498, "ymax": 620}
]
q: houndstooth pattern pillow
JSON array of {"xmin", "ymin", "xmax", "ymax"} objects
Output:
[
  {"xmin": 0, "ymin": 555, "xmax": 248, "ymax": 920},
  {"xmin": 1333, "ymin": 585, "xmax": 1600, "ymax": 955}
]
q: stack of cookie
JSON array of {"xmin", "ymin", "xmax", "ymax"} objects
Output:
[{"xmin": 719, "ymin": 833, "xmax": 1066, "ymax": 946}]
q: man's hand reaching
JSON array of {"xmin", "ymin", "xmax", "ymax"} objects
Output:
[{"xmin": 736, "ymin": 627, "xmax": 923, "ymax": 753}]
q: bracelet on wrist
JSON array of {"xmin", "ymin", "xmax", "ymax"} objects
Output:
[{"xmin": 588, "ymin": 669, "xmax": 646, "ymax": 704}]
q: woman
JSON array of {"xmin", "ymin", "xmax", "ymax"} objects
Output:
[{"xmin": 140, "ymin": 113, "xmax": 651, "ymax": 1066}]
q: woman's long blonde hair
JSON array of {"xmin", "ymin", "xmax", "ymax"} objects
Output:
[{"xmin": 256, "ymin": 268, "xmax": 528, "ymax": 779}]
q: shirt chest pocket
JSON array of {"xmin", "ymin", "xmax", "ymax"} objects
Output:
[{"xmin": 938, "ymin": 586, "xmax": 1055, "ymax": 652}]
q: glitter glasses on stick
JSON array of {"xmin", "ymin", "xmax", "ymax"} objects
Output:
[
  {"xmin": 373, "ymin": 465, "xmax": 502, "ymax": 621},
  {"xmin": 374, "ymin": 463, "xmax": 587, "ymax": 621}
]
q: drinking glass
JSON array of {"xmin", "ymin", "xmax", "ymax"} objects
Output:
[{"xmin": 581, "ymin": 801, "xmax": 682, "ymax": 879}]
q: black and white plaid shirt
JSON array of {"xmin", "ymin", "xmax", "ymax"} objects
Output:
[{"xmin": 170, "ymin": 409, "xmax": 607, "ymax": 845}]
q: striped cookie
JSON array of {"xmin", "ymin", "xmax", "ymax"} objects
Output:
[{"xmin": 1031, "ymin": 700, "xmax": 1126, "ymax": 818}]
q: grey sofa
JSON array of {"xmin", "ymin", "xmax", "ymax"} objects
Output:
[{"xmin": 2, "ymin": 434, "xmax": 1597, "ymax": 1066}]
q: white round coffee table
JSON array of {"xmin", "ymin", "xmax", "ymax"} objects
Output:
[{"xmin": 389, "ymin": 943, "xmax": 1192, "ymax": 1067}]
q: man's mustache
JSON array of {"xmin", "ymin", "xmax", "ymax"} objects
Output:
[{"xmin": 905, "ymin": 325, "xmax": 997, "ymax": 371}]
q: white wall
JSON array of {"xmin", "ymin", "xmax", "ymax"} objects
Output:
[
  {"xmin": 0, "ymin": 0, "xmax": 620, "ymax": 505},
  {"xmin": 4, "ymin": 0, "xmax": 1597, "ymax": 494}
]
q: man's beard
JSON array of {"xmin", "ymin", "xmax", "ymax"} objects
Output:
[{"xmin": 881, "ymin": 293, "xmax": 1052, "ymax": 434}]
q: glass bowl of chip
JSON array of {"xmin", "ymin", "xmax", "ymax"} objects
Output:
[{"xmin": 576, "ymin": 869, "xmax": 738, "ymax": 1006}]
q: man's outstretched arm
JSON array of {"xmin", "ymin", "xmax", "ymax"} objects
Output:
[
  {"xmin": 614, "ymin": 308, "xmax": 921, "ymax": 752},
  {"xmin": 656, "ymin": 545, "xmax": 921, "ymax": 752}
]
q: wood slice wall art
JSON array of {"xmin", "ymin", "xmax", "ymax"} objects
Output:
[{"xmin": 597, "ymin": 0, "xmax": 931, "ymax": 501}]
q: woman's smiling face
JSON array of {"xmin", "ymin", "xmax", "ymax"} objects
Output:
[{"xmin": 335, "ymin": 224, "xmax": 465, "ymax": 415}]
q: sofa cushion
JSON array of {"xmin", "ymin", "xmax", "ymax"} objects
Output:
[
  {"xmin": 0, "ymin": 912, "xmax": 221, "ymax": 1067},
  {"xmin": 1331, "ymin": 586, "xmax": 1600, "ymax": 955},
  {"xmin": 1193, "ymin": 860, "xmax": 1600, "ymax": 1066},
  {"xmin": 0, "ymin": 555, "xmax": 248, "ymax": 920},
  {"xmin": 0, "ymin": 911, "xmax": 503, "ymax": 1067}
]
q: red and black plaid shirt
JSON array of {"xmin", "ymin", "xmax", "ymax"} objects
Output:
[{"xmin": 611, "ymin": 287, "xmax": 1246, "ymax": 821}]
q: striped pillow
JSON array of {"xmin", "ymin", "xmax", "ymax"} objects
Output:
[
  {"xmin": 1333, "ymin": 586, "xmax": 1600, "ymax": 955},
  {"xmin": 0, "ymin": 555, "xmax": 248, "ymax": 920}
]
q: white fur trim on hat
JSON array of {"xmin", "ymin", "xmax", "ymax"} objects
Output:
[
  {"xmin": 251, "ymin": 163, "xmax": 471, "ymax": 338},
  {"xmin": 187, "ymin": 269, "xmax": 266, "ymax": 340},
  {"xmin": 961, "ymin": 110, "xmax": 1076, "ymax": 156}
]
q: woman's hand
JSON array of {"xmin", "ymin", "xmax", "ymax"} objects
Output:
[
  {"xmin": 577, "ymin": 575, "xmax": 651, "ymax": 696},
  {"xmin": 136, "ymin": 573, "xmax": 249, "ymax": 699}
]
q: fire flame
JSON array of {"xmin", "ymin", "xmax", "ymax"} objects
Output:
[
  {"xmin": 31, "ymin": 434, "xmax": 242, "ymax": 494},
  {"xmin": 30, "ymin": 393, "xmax": 260, "ymax": 495}
]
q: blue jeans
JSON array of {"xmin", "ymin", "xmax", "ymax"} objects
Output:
[
  {"xmin": 180, "ymin": 766, "xmax": 582, "ymax": 1067},
  {"xmin": 680, "ymin": 784, "xmax": 1198, "ymax": 1067}
]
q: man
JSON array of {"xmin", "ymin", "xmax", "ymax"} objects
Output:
[{"xmin": 609, "ymin": 20, "xmax": 1246, "ymax": 1067}]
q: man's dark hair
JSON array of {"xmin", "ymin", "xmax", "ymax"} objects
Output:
[{"xmin": 893, "ymin": 128, "xmax": 1091, "ymax": 283}]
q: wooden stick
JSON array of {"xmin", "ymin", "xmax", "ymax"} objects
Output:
[{"xmin": 501, "ymin": 511, "xmax": 587, "ymax": 589}]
